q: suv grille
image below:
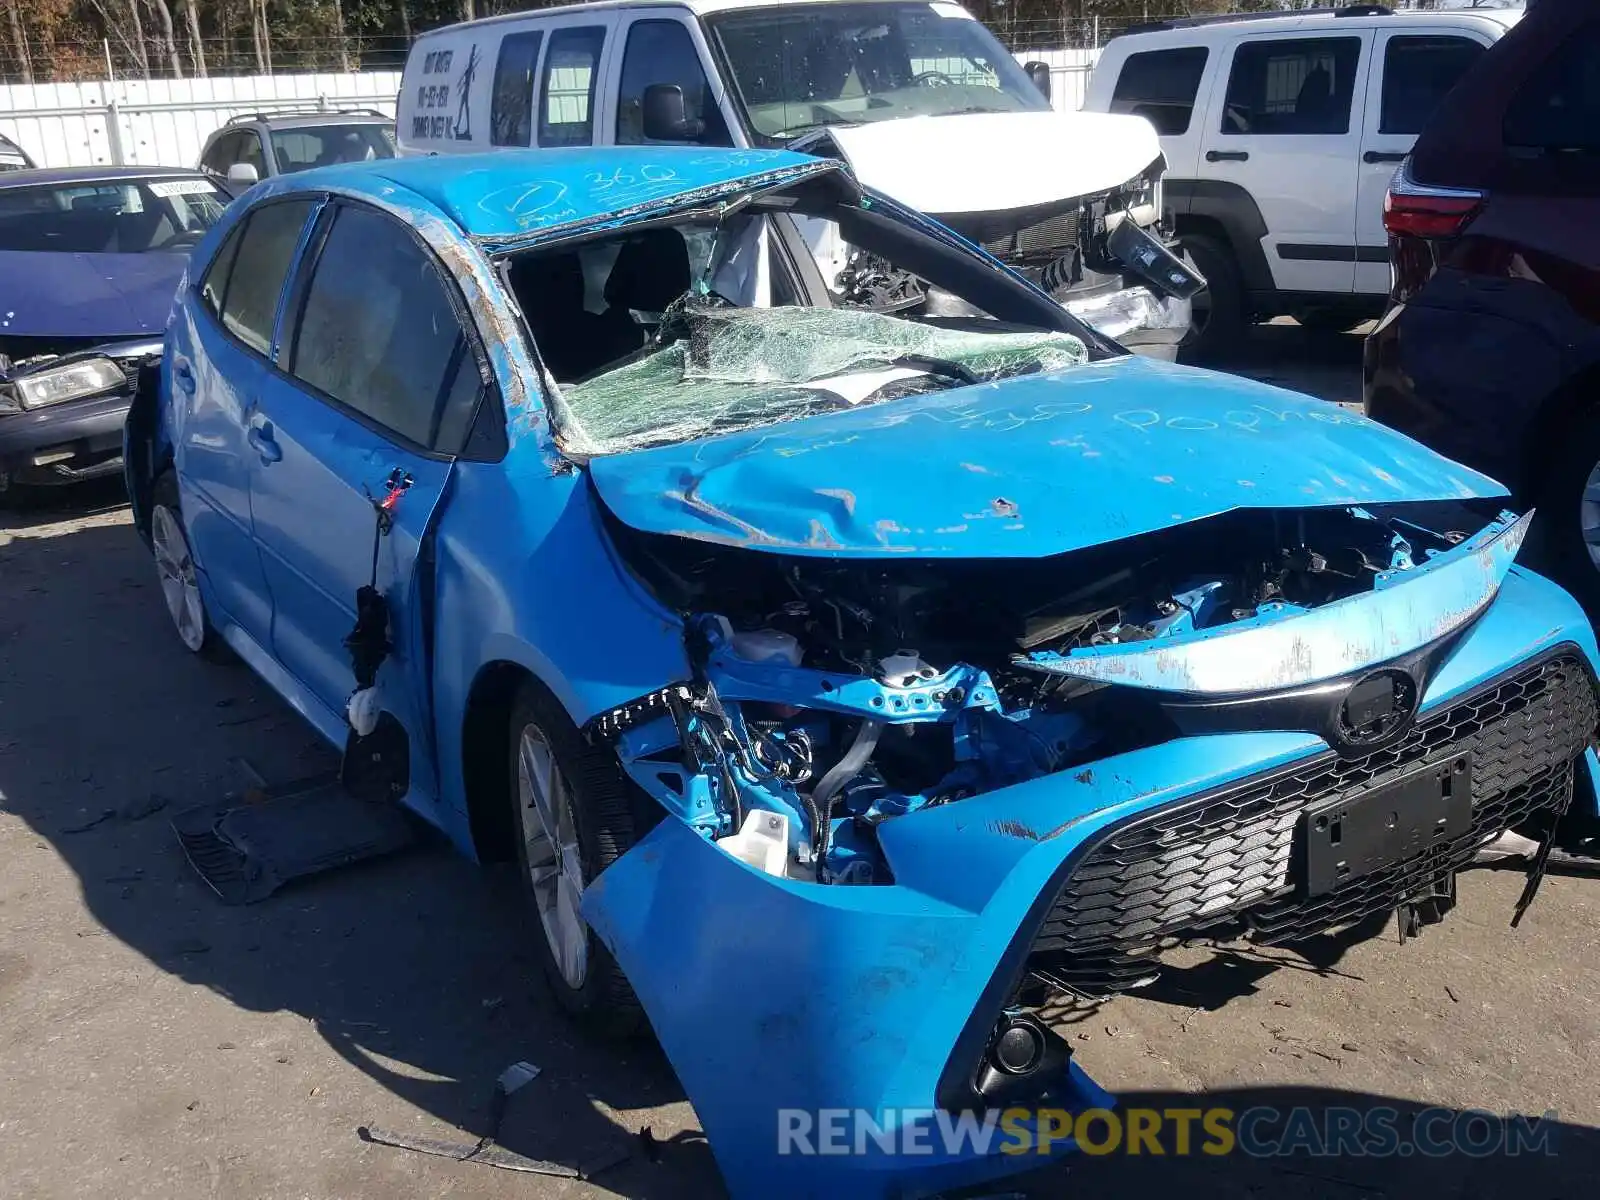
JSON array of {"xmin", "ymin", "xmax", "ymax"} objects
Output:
[{"xmin": 1027, "ymin": 652, "xmax": 1598, "ymax": 997}]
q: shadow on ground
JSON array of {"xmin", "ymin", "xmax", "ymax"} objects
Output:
[{"xmin": 0, "ymin": 489, "xmax": 723, "ymax": 1197}]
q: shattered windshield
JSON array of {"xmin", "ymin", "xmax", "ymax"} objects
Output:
[
  {"xmin": 560, "ymin": 306, "xmax": 1087, "ymax": 455},
  {"xmin": 706, "ymin": 1, "xmax": 1049, "ymax": 139}
]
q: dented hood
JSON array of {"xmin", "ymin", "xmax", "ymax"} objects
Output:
[
  {"xmin": 795, "ymin": 111, "xmax": 1161, "ymax": 216},
  {"xmin": 586, "ymin": 355, "xmax": 1508, "ymax": 559}
]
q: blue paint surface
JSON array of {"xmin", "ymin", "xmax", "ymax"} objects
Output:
[
  {"xmin": 280, "ymin": 145, "xmax": 833, "ymax": 244},
  {"xmin": 587, "ymin": 354, "xmax": 1508, "ymax": 558},
  {"xmin": 0, "ymin": 250, "xmax": 186, "ymax": 338}
]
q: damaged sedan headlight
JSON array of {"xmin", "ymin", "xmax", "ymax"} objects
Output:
[{"xmin": 12, "ymin": 356, "xmax": 124, "ymax": 410}]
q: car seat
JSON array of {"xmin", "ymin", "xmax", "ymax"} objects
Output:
[
  {"xmin": 589, "ymin": 229, "xmax": 692, "ymax": 364},
  {"xmin": 507, "ymin": 251, "xmax": 612, "ymax": 382}
]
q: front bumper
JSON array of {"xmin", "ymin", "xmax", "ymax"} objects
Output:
[
  {"xmin": 0, "ymin": 391, "xmax": 132, "ymax": 487},
  {"xmin": 583, "ymin": 566, "xmax": 1600, "ymax": 1199}
]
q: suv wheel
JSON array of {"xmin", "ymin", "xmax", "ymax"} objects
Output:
[
  {"xmin": 1180, "ymin": 233, "xmax": 1245, "ymax": 360},
  {"xmin": 508, "ymin": 680, "xmax": 648, "ymax": 1037}
]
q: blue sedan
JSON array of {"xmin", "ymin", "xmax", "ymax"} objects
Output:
[{"xmin": 126, "ymin": 146, "xmax": 1600, "ymax": 1198}]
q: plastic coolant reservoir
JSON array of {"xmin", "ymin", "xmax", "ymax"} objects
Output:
[
  {"xmin": 718, "ymin": 809, "xmax": 790, "ymax": 876},
  {"xmin": 729, "ymin": 626, "xmax": 803, "ymax": 667}
]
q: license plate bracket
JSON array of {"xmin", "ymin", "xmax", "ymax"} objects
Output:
[{"xmin": 1303, "ymin": 755, "xmax": 1473, "ymax": 897}]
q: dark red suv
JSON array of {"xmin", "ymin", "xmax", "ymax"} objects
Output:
[{"xmin": 1365, "ymin": 0, "xmax": 1600, "ymax": 606}]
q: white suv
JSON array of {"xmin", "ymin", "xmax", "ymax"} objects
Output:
[{"xmin": 1085, "ymin": 3, "xmax": 1523, "ymax": 354}]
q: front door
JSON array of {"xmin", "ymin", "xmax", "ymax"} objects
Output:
[
  {"xmin": 248, "ymin": 200, "xmax": 487, "ymax": 800},
  {"xmin": 1201, "ymin": 31, "xmax": 1373, "ymax": 296},
  {"xmin": 175, "ymin": 197, "xmax": 316, "ymax": 649},
  {"xmin": 1354, "ymin": 27, "xmax": 1490, "ymax": 294}
]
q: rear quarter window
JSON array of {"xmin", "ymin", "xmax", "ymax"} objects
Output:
[
  {"xmin": 1503, "ymin": 22, "xmax": 1600, "ymax": 155},
  {"xmin": 1109, "ymin": 47, "xmax": 1209, "ymax": 136}
]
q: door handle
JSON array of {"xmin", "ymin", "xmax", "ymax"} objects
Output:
[
  {"xmin": 1364, "ymin": 150, "xmax": 1407, "ymax": 164},
  {"xmin": 1206, "ymin": 149, "xmax": 1250, "ymax": 163},
  {"xmin": 172, "ymin": 359, "xmax": 196, "ymax": 394},
  {"xmin": 247, "ymin": 417, "xmax": 282, "ymax": 464}
]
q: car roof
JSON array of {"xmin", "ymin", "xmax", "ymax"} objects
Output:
[
  {"xmin": 256, "ymin": 145, "xmax": 834, "ymax": 243},
  {"xmin": 417, "ymin": 0, "xmax": 930, "ymax": 37},
  {"xmin": 1105, "ymin": 3, "xmax": 1524, "ymax": 46},
  {"xmin": 0, "ymin": 165, "xmax": 212, "ymax": 188}
]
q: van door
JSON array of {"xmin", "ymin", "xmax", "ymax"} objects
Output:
[
  {"xmin": 1354, "ymin": 27, "xmax": 1490, "ymax": 293},
  {"xmin": 1200, "ymin": 31, "xmax": 1373, "ymax": 296},
  {"xmin": 606, "ymin": 11, "xmax": 738, "ymax": 149}
]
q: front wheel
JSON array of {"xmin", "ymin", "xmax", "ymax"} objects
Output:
[
  {"xmin": 508, "ymin": 681, "xmax": 648, "ymax": 1037},
  {"xmin": 1179, "ymin": 232, "xmax": 1246, "ymax": 361},
  {"xmin": 149, "ymin": 473, "xmax": 230, "ymax": 661}
]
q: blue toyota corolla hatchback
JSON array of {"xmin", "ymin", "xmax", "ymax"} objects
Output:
[{"xmin": 126, "ymin": 147, "xmax": 1600, "ymax": 1198}]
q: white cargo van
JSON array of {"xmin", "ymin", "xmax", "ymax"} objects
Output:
[{"xmin": 396, "ymin": 0, "xmax": 1196, "ymax": 356}]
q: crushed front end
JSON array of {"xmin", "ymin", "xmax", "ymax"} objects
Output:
[{"xmin": 580, "ymin": 499, "xmax": 1600, "ymax": 1199}]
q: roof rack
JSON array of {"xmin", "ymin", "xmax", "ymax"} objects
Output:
[
  {"xmin": 222, "ymin": 104, "xmax": 390, "ymax": 126},
  {"xmin": 1120, "ymin": 5, "xmax": 1391, "ymax": 36}
]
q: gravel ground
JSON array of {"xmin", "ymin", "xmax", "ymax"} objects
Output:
[{"xmin": 1, "ymin": 326, "xmax": 1596, "ymax": 1200}]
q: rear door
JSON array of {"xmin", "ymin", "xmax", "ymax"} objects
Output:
[
  {"xmin": 248, "ymin": 200, "xmax": 490, "ymax": 795},
  {"xmin": 174, "ymin": 198, "xmax": 316, "ymax": 649},
  {"xmin": 1201, "ymin": 30, "xmax": 1372, "ymax": 295},
  {"xmin": 1354, "ymin": 26, "xmax": 1491, "ymax": 293}
]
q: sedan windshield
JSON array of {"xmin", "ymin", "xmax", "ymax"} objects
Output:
[
  {"xmin": 706, "ymin": 1, "xmax": 1049, "ymax": 139},
  {"xmin": 0, "ymin": 177, "xmax": 226, "ymax": 253},
  {"xmin": 269, "ymin": 123, "xmax": 396, "ymax": 173}
]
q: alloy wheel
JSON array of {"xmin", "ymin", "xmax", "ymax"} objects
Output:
[
  {"xmin": 151, "ymin": 504, "xmax": 206, "ymax": 653},
  {"xmin": 516, "ymin": 725, "xmax": 589, "ymax": 990}
]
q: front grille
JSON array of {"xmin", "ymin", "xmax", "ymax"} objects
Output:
[{"xmin": 1027, "ymin": 652, "xmax": 1598, "ymax": 997}]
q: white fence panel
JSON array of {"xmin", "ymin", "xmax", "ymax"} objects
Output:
[
  {"xmin": 1011, "ymin": 48, "xmax": 1100, "ymax": 114},
  {"xmin": 0, "ymin": 72, "xmax": 401, "ymax": 170}
]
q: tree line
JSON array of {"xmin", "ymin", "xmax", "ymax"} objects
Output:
[{"xmin": 0, "ymin": 0, "xmax": 1463, "ymax": 85}]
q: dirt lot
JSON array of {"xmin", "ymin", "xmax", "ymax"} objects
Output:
[{"xmin": 2, "ymin": 327, "xmax": 1596, "ymax": 1200}]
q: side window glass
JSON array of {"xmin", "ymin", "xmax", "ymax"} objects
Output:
[
  {"xmin": 491, "ymin": 31, "xmax": 545, "ymax": 147},
  {"xmin": 1504, "ymin": 23, "xmax": 1600, "ymax": 155},
  {"xmin": 237, "ymin": 133, "xmax": 268, "ymax": 177},
  {"xmin": 616, "ymin": 20, "xmax": 729, "ymax": 145},
  {"xmin": 1110, "ymin": 47, "xmax": 1209, "ymax": 136},
  {"xmin": 199, "ymin": 225, "xmax": 244, "ymax": 317},
  {"xmin": 1380, "ymin": 36, "xmax": 1485, "ymax": 137},
  {"xmin": 289, "ymin": 204, "xmax": 479, "ymax": 450},
  {"xmin": 202, "ymin": 133, "xmax": 236, "ymax": 174},
  {"xmin": 219, "ymin": 200, "xmax": 313, "ymax": 354},
  {"xmin": 539, "ymin": 26, "xmax": 606, "ymax": 147},
  {"xmin": 1221, "ymin": 37, "xmax": 1361, "ymax": 136}
]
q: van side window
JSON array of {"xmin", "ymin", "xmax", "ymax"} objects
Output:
[
  {"xmin": 491, "ymin": 31, "xmax": 545, "ymax": 147},
  {"xmin": 616, "ymin": 20, "xmax": 729, "ymax": 145},
  {"xmin": 1110, "ymin": 48, "xmax": 1208, "ymax": 136},
  {"xmin": 1221, "ymin": 37, "xmax": 1361, "ymax": 136},
  {"xmin": 539, "ymin": 26, "xmax": 606, "ymax": 147},
  {"xmin": 1380, "ymin": 36, "xmax": 1485, "ymax": 137},
  {"xmin": 1503, "ymin": 22, "xmax": 1600, "ymax": 156}
]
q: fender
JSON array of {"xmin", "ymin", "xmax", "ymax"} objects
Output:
[
  {"xmin": 121, "ymin": 353, "xmax": 172, "ymax": 547},
  {"xmin": 1165, "ymin": 177, "xmax": 1275, "ymax": 293}
]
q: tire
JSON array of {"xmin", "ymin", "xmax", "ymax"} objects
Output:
[
  {"xmin": 1295, "ymin": 306, "xmax": 1359, "ymax": 333},
  {"xmin": 508, "ymin": 680, "xmax": 648, "ymax": 1038},
  {"xmin": 1180, "ymin": 232, "xmax": 1246, "ymax": 361},
  {"xmin": 1527, "ymin": 407, "xmax": 1600, "ymax": 612},
  {"xmin": 149, "ymin": 473, "xmax": 231, "ymax": 661}
]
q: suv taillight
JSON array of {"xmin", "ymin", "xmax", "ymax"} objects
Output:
[{"xmin": 1383, "ymin": 157, "xmax": 1483, "ymax": 239}]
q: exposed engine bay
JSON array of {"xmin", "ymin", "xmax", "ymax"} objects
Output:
[{"xmin": 599, "ymin": 501, "xmax": 1492, "ymax": 890}]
